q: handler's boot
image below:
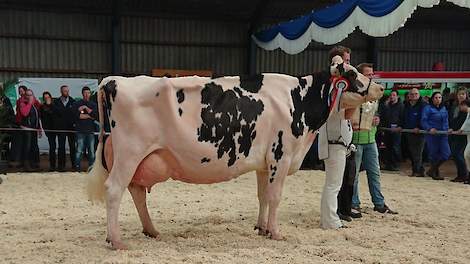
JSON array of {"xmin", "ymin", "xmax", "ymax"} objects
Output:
[
  {"xmin": 426, "ymin": 163, "xmax": 436, "ymax": 178},
  {"xmin": 433, "ymin": 160, "xmax": 444, "ymax": 180},
  {"xmin": 432, "ymin": 160, "xmax": 445, "ymax": 180}
]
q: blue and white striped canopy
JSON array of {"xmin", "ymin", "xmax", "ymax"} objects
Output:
[{"xmin": 253, "ymin": 0, "xmax": 470, "ymax": 54}]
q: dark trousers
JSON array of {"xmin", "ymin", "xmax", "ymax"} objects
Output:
[
  {"xmin": 337, "ymin": 152, "xmax": 356, "ymax": 215},
  {"xmin": 11, "ymin": 130, "xmax": 37, "ymax": 168},
  {"xmin": 384, "ymin": 131, "xmax": 401, "ymax": 169},
  {"xmin": 58, "ymin": 133, "xmax": 76, "ymax": 170},
  {"xmin": 449, "ymin": 135, "xmax": 468, "ymax": 178},
  {"xmin": 32, "ymin": 134, "xmax": 39, "ymax": 167},
  {"xmin": 46, "ymin": 132, "xmax": 57, "ymax": 170},
  {"xmin": 406, "ymin": 133, "xmax": 425, "ymax": 174}
]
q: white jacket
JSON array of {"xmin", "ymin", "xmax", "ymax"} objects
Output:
[{"xmin": 318, "ymin": 108, "xmax": 353, "ymax": 160}]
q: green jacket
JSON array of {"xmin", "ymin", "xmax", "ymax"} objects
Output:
[{"xmin": 352, "ymin": 126, "xmax": 377, "ymax": 145}]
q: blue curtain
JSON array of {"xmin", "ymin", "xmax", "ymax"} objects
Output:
[{"xmin": 254, "ymin": 0, "xmax": 403, "ymax": 42}]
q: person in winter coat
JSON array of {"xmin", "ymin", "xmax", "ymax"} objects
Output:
[
  {"xmin": 13, "ymin": 89, "xmax": 42, "ymax": 171},
  {"xmin": 40, "ymin": 91, "xmax": 58, "ymax": 171},
  {"xmin": 53, "ymin": 85, "xmax": 76, "ymax": 171},
  {"xmin": 380, "ymin": 90, "xmax": 404, "ymax": 171},
  {"xmin": 447, "ymin": 87, "xmax": 468, "ymax": 182},
  {"xmin": 421, "ymin": 91, "xmax": 451, "ymax": 180},
  {"xmin": 402, "ymin": 88, "xmax": 427, "ymax": 177}
]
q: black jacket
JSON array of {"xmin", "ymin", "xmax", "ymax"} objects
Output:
[
  {"xmin": 53, "ymin": 96, "xmax": 76, "ymax": 130},
  {"xmin": 448, "ymin": 103, "xmax": 467, "ymax": 130},
  {"xmin": 380, "ymin": 98, "xmax": 404, "ymax": 128},
  {"xmin": 73, "ymin": 99, "xmax": 98, "ymax": 133},
  {"xmin": 40, "ymin": 102, "xmax": 57, "ymax": 131}
]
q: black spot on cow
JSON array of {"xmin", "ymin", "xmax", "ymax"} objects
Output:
[
  {"xmin": 103, "ymin": 80, "xmax": 117, "ymax": 113},
  {"xmin": 211, "ymin": 74, "xmax": 224, "ymax": 79},
  {"xmin": 239, "ymin": 74, "xmax": 264, "ymax": 93},
  {"xmin": 178, "ymin": 108, "xmax": 183, "ymax": 116},
  {"xmin": 273, "ymin": 131, "xmax": 284, "ymax": 162},
  {"xmin": 201, "ymin": 157, "xmax": 211, "ymax": 163},
  {"xmin": 290, "ymin": 73, "xmax": 330, "ymax": 138},
  {"xmin": 156, "ymin": 92, "xmax": 160, "ymax": 97},
  {"xmin": 269, "ymin": 165, "xmax": 278, "ymax": 183},
  {"xmin": 111, "ymin": 120, "xmax": 116, "ymax": 128},
  {"xmin": 197, "ymin": 82, "xmax": 264, "ymax": 167},
  {"xmin": 177, "ymin": 89, "xmax": 185, "ymax": 104}
]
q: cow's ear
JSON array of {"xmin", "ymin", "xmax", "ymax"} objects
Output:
[
  {"xmin": 330, "ymin": 55, "xmax": 344, "ymax": 77},
  {"xmin": 331, "ymin": 55, "xmax": 343, "ymax": 65},
  {"xmin": 330, "ymin": 63, "xmax": 345, "ymax": 77}
]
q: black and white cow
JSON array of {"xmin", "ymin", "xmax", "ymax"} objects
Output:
[{"xmin": 86, "ymin": 56, "xmax": 384, "ymax": 250}]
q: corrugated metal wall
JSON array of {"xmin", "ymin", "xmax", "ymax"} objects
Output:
[
  {"xmin": 0, "ymin": 9, "xmax": 249, "ymax": 82},
  {"xmin": 1, "ymin": 7, "xmax": 470, "ymax": 83},
  {"xmin": 0, "ymin": 9, "xmax": 111, "ymax": 81},
  {"xmin": 256, "ymin": 32, "xmax": 368, "ymax": 75},
  {"xmin": 120, "ymin": 16, "xmax": 247, "ymax": 75},
  {"xmin": 376, "ymin": 27, "xmax": 470, "ymax": 71}
]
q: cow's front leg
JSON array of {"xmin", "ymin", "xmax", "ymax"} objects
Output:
[
  {"xmin": 255, "ymin": 170, "xmax": 269, "ymax": 236},
  {"xmin": 128, "ymin": 183, "xmax": 160, "ymax": 239},
  {"xmin": 265, "ymin": 159, "xmax": 290, "ymax": 240}
]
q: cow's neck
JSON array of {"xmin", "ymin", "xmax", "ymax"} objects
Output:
[{"xmin": 290, "ymin": 71, "xmax": 331, "ymax": 138}]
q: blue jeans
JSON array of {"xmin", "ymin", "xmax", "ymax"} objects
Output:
[
  {"xmin": 352, "ymin": 143, "xmax": 385, "ymax": 208},
  {"xmin": 75, "ymin": 133, "xmax": 96, "ymax": 171},
  {"xmin": 449, "ymin": 135, "xmax": 468, "ymax": 178}
]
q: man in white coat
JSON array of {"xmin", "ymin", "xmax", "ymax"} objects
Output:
[
  {"xmin": 319, "ymin": 105, "xmax": 355, "ymax": 229},
  {"xmin": 319, "ymin": 46, "xmax": 355, "ymax": 229}
]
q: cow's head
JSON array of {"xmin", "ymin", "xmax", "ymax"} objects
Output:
[{"xmin": 329, "ymin": 55, "xmax": 384, "ymax": 110}]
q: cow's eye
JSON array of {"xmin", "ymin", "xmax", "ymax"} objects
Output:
[{"xmin": 355, "ymin": 80, "xmax": 364, "ymax": 89}]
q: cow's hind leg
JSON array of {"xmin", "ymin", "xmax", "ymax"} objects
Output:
[
  {"xmin": 128, "ymin": 183, "xmax": 160, "ymax": 239},
  {"xmin": 104, "ymin": 157, "xmax": 140, "ymax": 250},
  {"xmin": 255, "ymin": 170, "xmax": 269, "ymax": 236},
  {"xmin": 264, "ymin": 160, "xmax": 290, "ymax": 240},
  {"xmin": 105, "ymin": 173, "xmax": 128, "ymax": 250}
]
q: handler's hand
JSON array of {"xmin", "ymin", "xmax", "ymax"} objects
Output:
[
  {"xmin": 372, "ymin": 116, "xmax": 380, "ymax": 126},
  {"xmin": 413, "ymin": 128, "xmax": 420, "ymax": 134},
  {"xmin": 430, "ymin": 128, "xmax": 437, "ymax": 134}
]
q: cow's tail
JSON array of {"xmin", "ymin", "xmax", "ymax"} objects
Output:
[{"xmin": 86, "ymin": 83, "xmax": 109, "ymax": 204}]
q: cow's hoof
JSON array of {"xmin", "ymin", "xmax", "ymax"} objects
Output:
[
  {"xmin": 254, "ymin": 226, "xmax": 268, "ymax": 236},
  {"xmin": 143, "ymin": 229, "xmax": 160, "ymax": 240},
  {"xmin": 268, "ymin": 231, "xmax": 284, "ymax": 241},
  {"xmin": 111, "ymin": 240, "xmax": 128, "ymax": 250}
]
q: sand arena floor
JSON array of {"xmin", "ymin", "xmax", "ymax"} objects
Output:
[{"xmin": 1, "ymin": 166, "xmax": 470, "ymax": 264}]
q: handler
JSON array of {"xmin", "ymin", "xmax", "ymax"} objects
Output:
[{"xmin": 319, "ymin": 103, "xmax": 355, "ymax": 229}]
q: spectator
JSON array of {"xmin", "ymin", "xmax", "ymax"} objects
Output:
[
  {"xmin": 13, "ymin": 89, "xmax": 42, "ymax": 171},
  {"xmin": 40, "ymin": 91, "xmax": 58, "ymax": 171},
  {"xmin": 54, "ymin": 85, "xmax": 76, "ymax": 172},
  {"xmin": 73, "ymin": 86, "xmax": 97, "ymax": 172},
  {"xmin": 30, "ymin": 90, "xmax": 41, "ymax": 169},
  {"xmin": 0, "ymin": 88, "xmax": 15, "ymax": 171},
  {"xmin": 10, "ymin": 86, "xmax": 28, "ymax": 168},
  {"xmin": 448, "ymin": 87, "xmax": 469, "ymax": 182},
  {"xmin": 380, "ymin": 90, "xmax": 404, "ymax": 171},
  {"xmin": 458, "ymin": 99, "xmax": 470, "ymax": 184},
  {"xmin": 442, "ymin": 87, "xmax": 452, "ymax": 108},
  {"xmin": 403, "ymin": 88, "xmax": 427, "ymax": 177},
  {"xmin": 351, "ymin": 63, "xmax": 397, "ymax": 215},
  {"xmin": 421, "ymin": 92, "xmax": 450, "ymax": 180}
]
